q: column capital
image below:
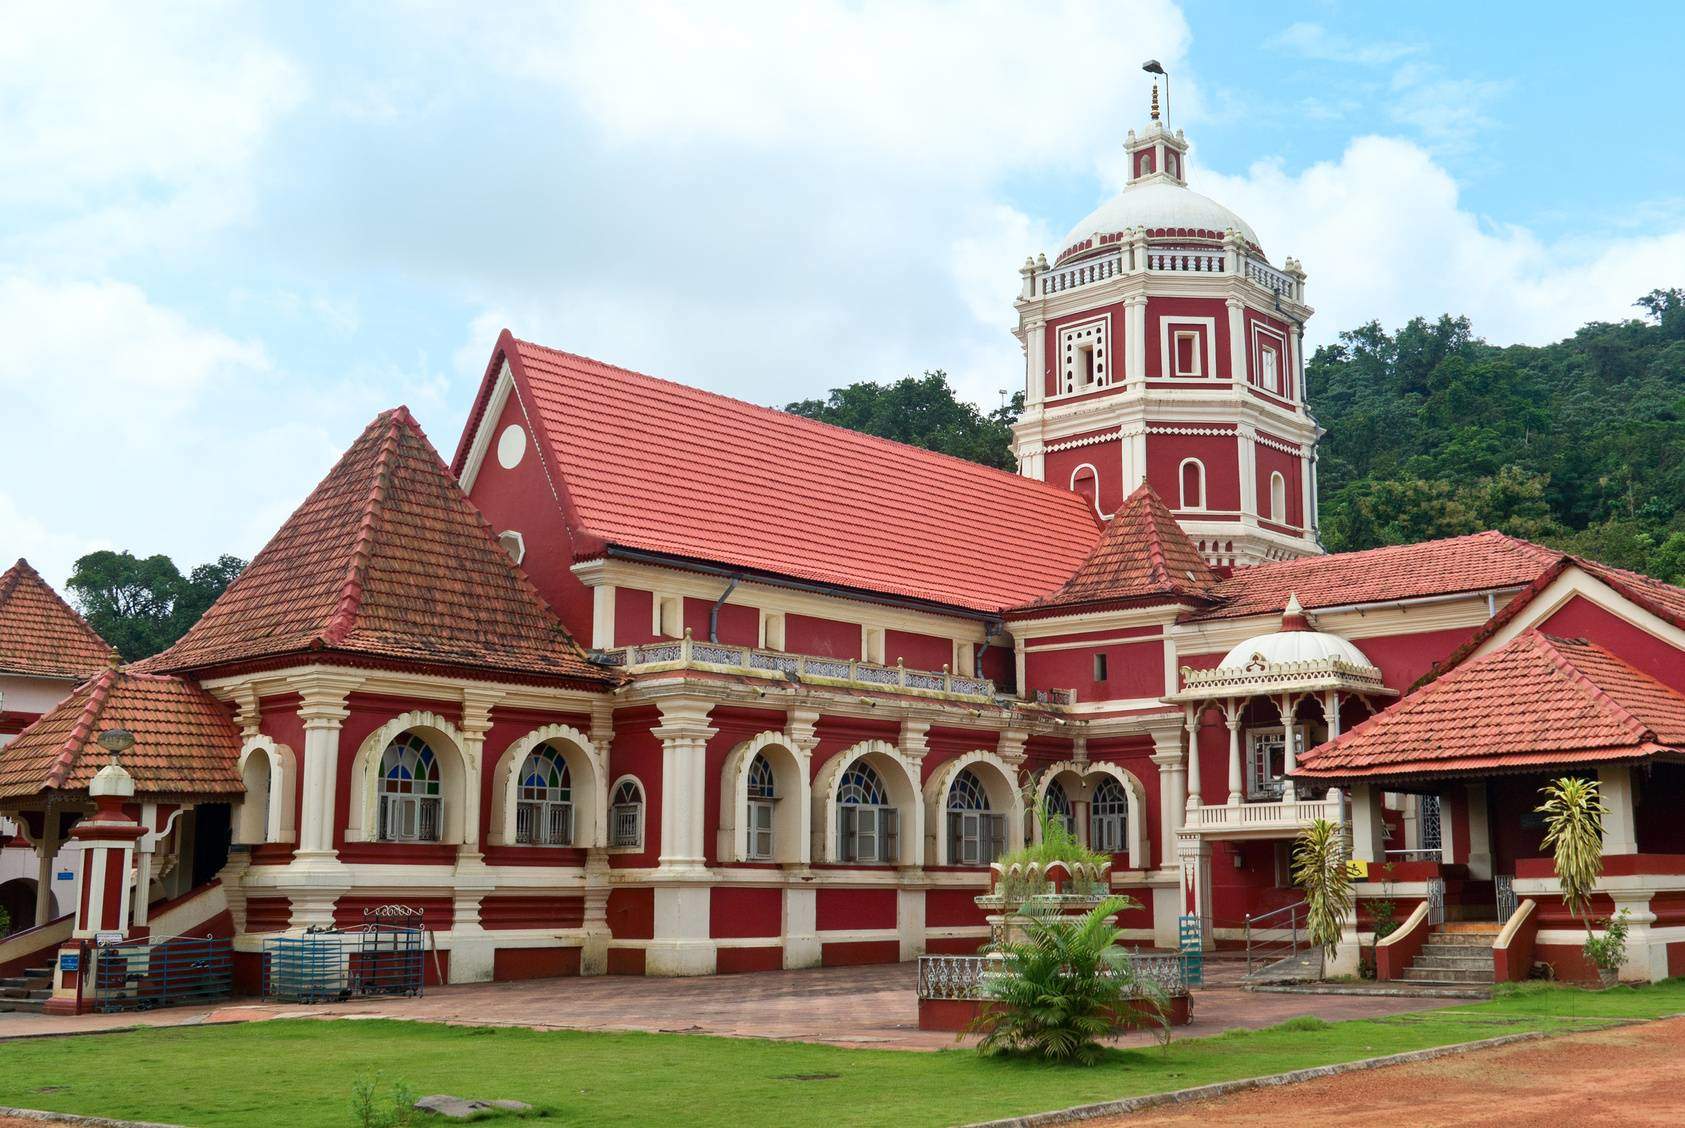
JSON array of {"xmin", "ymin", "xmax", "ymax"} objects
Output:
[
  {"xmin": 287, "ymin": 671, "xmax": 361, "ymax": 723},
  {"xmin": 234, "ymin": 684, "xmax": 262, "ymax": 736},
  {"xmin": 898, "ymin": 718, "xmax": 932, "ymax": 763},
  {"xmin": 590, "ymin": 699, "xmax": 617, "ymax": 749},
  {"xmin": 786, "ymin": 706, "xmax": 821, "ymax": 755},
  {"xmin": 652, "ymin": 697, "xmax": 717, "ymax": 742},
  {"xmin": 995, "ymin": 728, "xmax": 1029, "ymax": 766},
  {"xmin": 458, "ymin": 688, "xmax": 505, "ymax": 735}
]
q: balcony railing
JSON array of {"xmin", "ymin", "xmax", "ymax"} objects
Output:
[
  {"xmin": 1032, "ymin": 246, "xmax": 1303, "ymax": 303},
  {"xmin": 597, "ymin": 630, "xmax": 997, "ymax": 701},
  {"xmin": 916, "ymin": 952, "xmax": 1190, "ymax": 1001},
  {"xmin": 1187, "ymin": 795, "xmax": 1341, "ymax": 837}
]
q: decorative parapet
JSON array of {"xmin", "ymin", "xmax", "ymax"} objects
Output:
[
  {"xmin": 977, "ymin": 859, "xmax": 1113, "ymax": 911},
  {"xmin": 916, "ymin": 952, "xmax": 1189, "ymax": 1001},
  {"xmin": 1032, "ymin": 238, "xmax": 1302, "ymax": 304},
  {"xmin": 1166, "ymin": 654, "xmax": 1396, "ymax": 704},
  {"xmin": 597, "ymin": 629, "xmax": 997, "ymax": 702}
]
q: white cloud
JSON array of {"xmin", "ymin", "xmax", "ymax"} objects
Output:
[
  {"xmin": 1197, "ymin": 136, "xmax": 1685, "ymax": 349},
  {"xmin": 1267, "ymin": 22, "xmax": 1422, "ymax": 66}
]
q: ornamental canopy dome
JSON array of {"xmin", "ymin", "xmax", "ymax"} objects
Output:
[
  {"xmin": 1217, "ymin": 593, "xmax": 1373, "ymax": 672},
  {"xmin": 1058, "ymin": 180, "xmax": 1259, "ymax": 265}
]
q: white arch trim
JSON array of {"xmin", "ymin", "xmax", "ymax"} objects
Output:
[
  {"xmin": 812, "ymin": 739, "xmax": 924, "ymax": 866},
  {"xmin": 235, "ymin": 735, "xmax": 296, "ymax": 845},
  {"xmin": 1178, "ymin": 457, "xmax": 1207, "ymax": 511},
  {"xmin": 347, "ymin": 710, "xmax": 470, "ymax": 845},
  {"xmin": 607, "ymin": 773, "xmax": 646, "ymax": 849},
  {"xmin": 718, "ymin": 731, "xmax": 811, "ymax": 866},
  {"xmin": 922, "ymin": 750, "xmax": 1025, "ymax": 867},
  {"xmin": 489, "ymin": 723, "xmax": 608, "ymax": 848},
  {"xmin": 1034, "ymin": 760, "xmax": 1149, "ymax": 871}
]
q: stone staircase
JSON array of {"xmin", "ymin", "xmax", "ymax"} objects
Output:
[
  {"xmin": 1399, "ymin": 923, "xmax": 1499, "ymax": 991},
  {"xmin": 0, "ymin": 964, "xmax": 54, "ymax": 1014}
]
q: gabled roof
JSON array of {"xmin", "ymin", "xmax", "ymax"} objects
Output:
[
  {"xmin": 1009, "ymin": 485, "xmax": 1215, "ymax": 617},
  {"xmin": 1184, "ymin": 531, "xmax": 1560, "ymax": 622},
  {"xmin": 0, "ymin": 559, "xmax": 115, "ymax": 681},
  {"xmin": 0, "ymin": 668, "xmax": 242, "ymax": 799},
  {"xmin": 147, "ymin": 407, "xmax": 612, "ymax": 687},
  {"xmin": 1294, "ymin": 632, "xmax": 1685, "ymax": 782},
  {"xmin": 451, "ymin": 332, "xmax": 1103, "ymax": 614}
]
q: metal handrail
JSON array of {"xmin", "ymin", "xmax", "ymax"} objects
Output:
[{"xmin": 1243, "ymin": 900, "xmax": 1308, "ymax": 975}]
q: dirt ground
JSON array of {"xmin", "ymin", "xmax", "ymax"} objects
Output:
[{"xmin": 1089, "ymin": 1015, "xmax": 1685, "ymax": 1127}]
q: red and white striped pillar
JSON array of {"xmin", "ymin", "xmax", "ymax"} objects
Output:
[{"xmin": 43, "ymin": 759, "xmax": 143, "ymax": 1014}]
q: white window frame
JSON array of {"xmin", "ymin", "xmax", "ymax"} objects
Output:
[
  {"xmin": 1089, "ymin": 778, "xmax": 1129, "ymax": 854},
  {"xmin": 746, "ymin": 799, "xmax": 775, "ymax": 860},
  {"xmin": 1172, "ymin": 329, "xmax": 1203, "ymax": 377},
  {"xmin": 839, "ymin": 804, "xmax": 899, "ymax": 864},
  {"xmin": 862, "ymin": 625, "xmax": 886, "ymax": 665},
  {"xmin": 759, "ymin": 610, "xmax": 786, "ymax": 651},
  {"xmin": 1057, "ymin": 316, "xmax": 1110, "ymax": 395},
  {"xmin": 497, "ymin": 529, "xmax": 525, "ymax": 565},
  {"xmin": 609, "ymin": 777, "xmax": 645, "ymax": 849},
  {"xmin": 1158, "ymin": 316, "xmax": 1217, "ymax": 381},
  {"xmin": 1178, "ymin": 457, "xmax": 1206, "ymax": 511},
  {"xmin": 654, "ymin": 594, "xmax": 683, "ymax": 639},
  {"xmin": 1246, "ymin": 726, "xmax": 1306, "ymax": 802},
  {"xmin": 1269, "ymin": 471, "xmax": 1287, "ymax": 524}
]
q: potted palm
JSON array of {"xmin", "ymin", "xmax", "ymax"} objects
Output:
[
  {"xmin": 1292, "ymin": 818, "xmax": 1353, "ymax": 967},
  {"xmin": 1536, "ymin": 777, "xmax": 1619, "ymax": 986}
]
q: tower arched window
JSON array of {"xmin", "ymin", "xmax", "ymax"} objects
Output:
[
  {"xmin": 1044, "ymin": 779, "xmax": 1076, "ymax": 838},
  {"xmin": 1179, "ymin": 458, "xmax": 1206, "ymax": 510},
  {"xmin": 745, "ymin": 753, "xmax": 777, "ymax": 860},
  {"xmin": 378, "ymin": 733, "xmax": 441, "ymax": 843},
  {"xmin": 515, "ymin": 744, "xmax": 573, "ymax": 846},
  {"xmin": 1071, "ymin": 465, "xmax": 1100, "ymax": 514},
  {"xmin": 1089, "ymin": 777, "xmax": 1128, "ymax": 855},
  {"xmin": 1269, "ymin": 471, "xmax": 1287, "ymax": 524},
  {"xmin": 837, "ymin": 761, "xmax": 896, "ymax": 864},
  {"xmin": 946, "ymin": 768, "xmax": 1006, "ymax": 866},
  {"xmin": 610, "ymin": 778, "xmax": 644, "ymax": 848}
]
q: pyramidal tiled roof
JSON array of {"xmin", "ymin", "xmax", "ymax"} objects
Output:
[
  {"xmin": 1009, "ymin": 485, "xmax": 1216, "ymax": 615},
  {"xmin": 0, "ymin": 558, "xmax": 115, "ymax": 680},
  {"xmin": 0, "ymin": 668, "xmax": 242, "ymax": 799},
  {"xmin": 1295, "ymin": 632, "xmax": 1685, "ymax": 782},
  {"xmin": 147, "ymin": 407, "xmax": 612, "ymax": 686},
  {"xmin": 450, "ymin": 333, "xmax": 1104, "ymax": 613}
]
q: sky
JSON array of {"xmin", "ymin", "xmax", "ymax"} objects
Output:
[{"xmin": 5, "ymin": 1, "xmax": 1685, "ymax": 589}]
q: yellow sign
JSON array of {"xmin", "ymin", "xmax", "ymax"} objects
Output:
[{"xmin": 1347, "ymin": 859, "xmax": 1369, "ymax": 879}]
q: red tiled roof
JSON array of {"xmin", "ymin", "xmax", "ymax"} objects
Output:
[
  {"xmin": 1577, "ymin": 558, "xmax": 1685, "ymax": 632},
  {"xmin": 1185, "ymin": 531, "xmax": 1559, "ymax": 622},
  {"xmin": 1295, "ymin": 632, "xmax": 1685, "ymax": 781},
  {"xmin": 452, "ymin": 332, "xmax": 1103, "ymax": 613},
  {"xmin": 0, "ymin": 668, "xmax": 242, "ymax": 799},
  {"xmin": 0, "ymin": 559, "xmax": 115, "ymax": 681},
  {"xmin": 147, "ymin": 407, "xmax": 612, "ymax": 686},
  {"xmin": 1010, "ymin": 485, "xmax": 1215, "ymax": 616}
]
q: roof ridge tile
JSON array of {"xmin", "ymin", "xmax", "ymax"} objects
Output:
[
  {"xmin": 322, "ymin": 409, "xmax": 405, "ymax": 647},
  {"xmin": 45, "ymin": 666, "xmax": 117, "ymax": 790}
]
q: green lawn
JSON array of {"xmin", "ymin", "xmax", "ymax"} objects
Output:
[{"xmin": 2, "ymin": 981, "xmax": 1682, "ymax": 1127}]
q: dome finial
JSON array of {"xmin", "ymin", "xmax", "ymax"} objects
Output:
[
  {"xmin": 1149, "ymin": 81, "xmax": 1160, "ymax": 122},
  {"xmin": 1281, "ymin": 592, "xmax": 1310, "ymax": 632}
]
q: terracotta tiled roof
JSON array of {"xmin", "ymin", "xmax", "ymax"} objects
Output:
[
  {"xmin": 452, "ymin": 333, "xmax": 1103, "ymax": 613},
  {"xmin": 1294, "ymin": 632, "xmax": 1685, "ymax": 781},
  {"xmin": 0, "ymin": 668, "xmax": 242, "ymax": 799},
  {"xmin": 147, "ymin": 407, "xmax": 612, "ymax": 686},
  {"xmin": 1185, "ymin": 531, "xmax": 1559, "ymax": 622},
  {"xmin": 1577, "ymin": 559, "xmax": 1685, "ymax": 631},
  {"xmin": 1010, "ymin": 485, "xmax": 1215, "ymax": 615},
  {"xmin": 0, "ymin": 559, "xmax": 115, "ymax": 681}
]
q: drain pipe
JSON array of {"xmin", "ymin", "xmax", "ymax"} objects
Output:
[
  {"xmin": 708, "ymin": 574, "xmax": 742, "ymax": 643},
  {"xmin": 974, "ymin": 617, "xmax": 1004, "ymax": 678}
]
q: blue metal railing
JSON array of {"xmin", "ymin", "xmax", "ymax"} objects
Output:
[
  {"xmin": 88, "ymin": 934, "xmax": 232, "ymax": 1012},
  {"xmin": 262, "ymin": 926, "xmax": 425, "ymax": 1003}
]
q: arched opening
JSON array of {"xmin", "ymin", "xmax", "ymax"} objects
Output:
[
  {"xmin": 925, "ymin": 752, "xmax": 1023, "ymax": 866},
  {"xmin": 838, "ymin": 760, "xmax": 895, "ymax": 864},
  {"xmin": 945, "ymin": 768, "xmax": 1007, "ymax": 866},
  {"xmin": 236, "ymin": 747, "xmax": 272, "ymax": 845},
  {"xmin": 1034, "ymin": 761, "xmax": 1149, "ymax": 869},
  {"xmin": 378, "ymin": 733, "xmax": 443, "ymax": 843},
  {"xmin": 491, "ymin": 725, "xmax": 606, "ymax": 849},
  {"xmin": 746, "ymin": 754, "xmax": 776, "ymax": 859},
  {"xmin": 1179, "ymin": 458, "xmax": 1206, "ymax": 510},
  {"xmin": 1070, "ymin": 464, "xmax": 1100, "ymax": 514},
  {"xmin": 718, "ymin": 734, "xmax": 809, "ymax": 865},
  {"xmin": 1044, "ymin": 778, "xmax": 1075, "ymax": 837},
  {"xmin": 815, "ymin": 742, "xmax": 921, "ymax": 866},
  {"xmin": 0, "ymin": 878, "xmax": 40, "ymax": 934},
  {"xmin": 609, "ymin": 777, "xmax": 645, "ymax": 848},
  {"xmin": 349, "ymin": 712, "xmax": 471, "ymax": 846},
  {"xmin": 1269, "ymin": 471, "xmax": 1287, "ymax": 524},
  {"xmin": 1089, "ymin": 777, "xmax": 1129, "ymax": 854},
  {"xmin": 515, "ymin": 745, "xmax": 574, "ymax": 845}
]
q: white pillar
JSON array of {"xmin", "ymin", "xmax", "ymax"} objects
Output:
[
  {"xmin": 1237, "ymin": 423, "xmax": 1258, "ymax": 523},
  {"xmin": 1465, "ymin": 782, "xmax": 1493, "ymax": 880},
  {"xmin": 1125, "ymin": 294, "xmax": 1148, "ymax": 388},
  {"xmin": 1350, "ymin": 784, "xmax": 1385, "ymax": 864},
  {"xmin": 1277, "ymin": 696, "xmax": 1298, "ymax": 802},
  {"xmin": 1224, "ymin": 702, "xmax": 1243, "ymax": 806},
  {"xmin": 291, "ymin": 676, "xmax": 357, "ymax": 858},
  {"xmin": 653, "ymin": 699, "xmax": 716, "ymax": 873},
  {"xmin": 1599, "ymin": 765, "xmax": 1639, "ymax": 856},
  {"xmin": 1150, "ymin": 730, "xmax": 1186, "ymax": 869},
  {"xmin": 1226, "ymin": 297, "xmax": 1248, "ymax": 385},
  {"xmin": 456, "ymin": 691, "xmax": 502, "ymax": 855},
  {"xmin": 1183, "ymin": 709, "xmax": 1202, "ymax": 811},
  {"xmin": 1025, "ymin": 319, "xmax": 1046, "ymax": 404},
  {"xmin": 34, "ymin": 808, "xmax": 59, "ymax": 927}
]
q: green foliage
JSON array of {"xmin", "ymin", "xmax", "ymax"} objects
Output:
[
  {"xmin": 351, "ymin": 1075, "xmax": 417, "ymax": 1128},
  {"xmin": 971, "ymin": 896, "xmax": 1162, "ymax": 1065},
  {"xmin": 1312, "ymin": 294, "xmax": 1685, "ymax": 584},
  {"xmin": 1536, "ymin": 776, "xmax": 1607, "ymax": 928},
  {"xmin": 66, "ymin": 550, "xmax": 246, "ymax": 660},
  {"xmin": 1268, "ymin": 1015, "xmax": 1332, "ymax": 1033},
  {"xmin": 994, "ymin": 802, "xmax": 1110, "ymax": 901},
  {"xmin": 1583, "ymin": 909, "xmax": 1631, "ymax": 972},
  {"xmin": 1369, "ymin": 899, "xmax": 1400, "ymax": 942},
  {"xmin": 1292, "ymin": 819, "xmax": 1353, "ymax": 959},
  {"xmin": 786, "ymin": 371, "xmax": 1023, "ymax": 470},
  {"xmin": 0, "ymin": 903, "xmax": 9, "ymax": 937}
]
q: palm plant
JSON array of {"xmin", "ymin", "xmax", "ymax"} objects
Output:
[
  {"xmin": 1291, "ymin": 818, "xmax": 1352, "ymax": 959},
  {"xmin": 971, "ymin": 895, "xmax": 1163, "ymax": 1065},
  {"xmin": 1536, "ymin": 776, "xmax": 1607, "ymax": 935}
]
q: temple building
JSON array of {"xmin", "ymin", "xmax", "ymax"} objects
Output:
[{"xmin": 4, "ymin": 97, "xmax": 1684, "ymax": 1009}]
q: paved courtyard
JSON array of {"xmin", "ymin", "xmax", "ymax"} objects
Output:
[{"xmin": 0, "ymin": 959, "xmax": 1459, "ymax": 1051}]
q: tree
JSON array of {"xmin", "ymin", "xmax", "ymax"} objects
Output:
[
  {"xmin": 971, "ymin": 896, "xmax": 1162, "ymax": 1064},
  {"xmin": 1535, "ymin": 776, "xmax": 1606, "ymax": 935},
  {"xmin": 1292, "ymin": 819, "xmax": 1353, "ymax": 960},
  {"xmin": 787, "ymin": 371, "xmax": 1022, "ymax": 470},
  {"xmin": 67, "ymin": 550, "xmax": 246, "ymax": 660}
]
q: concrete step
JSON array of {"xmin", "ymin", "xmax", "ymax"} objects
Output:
[
  {"xmin": 1413, "ymin": 954, "xmax": 1497, "ymax": 972},
  {"xmin": 1420, "ymin": 939, "xmax": 1496, "ymax": 954},
  {"xmin": 1402, "ymin": 967, "xmax": 1494, "ymax": 985},
  {"xmin": 0, "ymin": 996, "xmax": 48, "ymax": 1014},
  {"xmin": 1252, "ymin": 982, "xmax": 1492, "ymax": 1000},
  {"xmin": 0, "ymin": 983, "xmax": 50, "ymax": 998}
]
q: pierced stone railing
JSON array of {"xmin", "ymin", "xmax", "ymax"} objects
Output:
[
  {"xmin": 1188, "ymin": 795, "xmax": 1340, "ymax": 835},
  {"xmin": 1032, "ymin": 241, "xmax": 1303, "ymax": 302},
  {"xmin": 915, "ymin": 952, "xmax": 1190, "ymax": 1000},
  {"xmin": 597, "ymin": 629, "xmax": 997, "ymax": 701},
  {"xmin": 1173, "ymin": 655, "xmax": 1392, "ymax": 699}
]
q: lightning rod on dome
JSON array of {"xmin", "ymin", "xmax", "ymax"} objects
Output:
[{"xmin": 1142, "ymin": 59, "xmax": 1168, "ymax": 126}]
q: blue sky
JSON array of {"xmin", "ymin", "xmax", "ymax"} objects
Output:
[{"xmin": 5, "ymin": 1, "xmax": 1684, "ymax": 589}]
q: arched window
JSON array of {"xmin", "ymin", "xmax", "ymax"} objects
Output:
[
  {"xmin": 515, "ymin": 744, "xmax": 573, "ymax": 846},
  {"xmin": 609, "ymin": 778, "xmax": 644, "ymax": 848},
  {"xmin": 1089, "ymin": 777, "xmax": 1128, "ymax": 854},
  {"xmin": 1179, "ymin": 458, "xmax": 1206, "ymax": 510},
  {"xmin": 946, "ymin": 768, "xmax": 1006, "ymax": 865},
  {"xmin": 1070, "ymin": 465, "xmax": 1099, "ymax": 513},
  {"xmin": 1044, "ymin": 779, "xmax": 1076, "ymax": 837},
  {"xmin": 1269, "ymin": 471, "xmax": 1287, "ymax": 524},
  {"xmin": 378, "ymin": 733, "xmax": 441, "ymax": 843},
  {"xmin": 837, "ymin": 761, "xmax": 897, "ymax": 864},
  {"xmin": 745, "ymin": 753, "xmax": 777, "ymax": 860}
]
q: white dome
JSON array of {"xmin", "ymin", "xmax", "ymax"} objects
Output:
[
  {"xmin": 1218, "ymin": 630, "xmax": 1373, "ymax": 672},
  {"xmin": 1059, "ymin": 181, "xmax": 1259, "ymax": 259}
]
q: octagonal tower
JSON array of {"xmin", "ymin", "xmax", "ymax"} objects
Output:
[{"xmin": 1010, "ymin": 94, "xmax": 1320, "ymax": 568}]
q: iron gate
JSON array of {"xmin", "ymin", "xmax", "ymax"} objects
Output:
[{"xmin": 87, "ymin": 934, "xmax": 233, "ymax": 1013}]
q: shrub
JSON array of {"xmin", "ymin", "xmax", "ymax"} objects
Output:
[
  {"xmin": 1292, "ymin": 819, "xmax": 1352, "ymax": 959},
  {"xmin": 1583, "ymin": 909, "xmax": 1631, "ymax": 973},
  {"xmin": 970, "ymin": 896, "xmax": 1163, "ymax": 1065}
]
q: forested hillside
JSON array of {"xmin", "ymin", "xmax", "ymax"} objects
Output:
[{"xmin": 1311, "ymin": 289, "xmax": 1685, "ymax": 583}]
